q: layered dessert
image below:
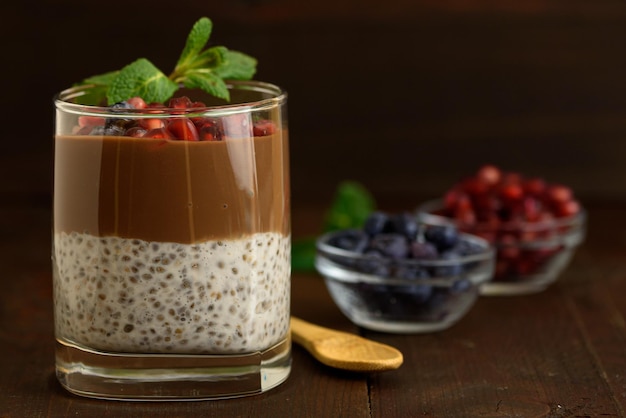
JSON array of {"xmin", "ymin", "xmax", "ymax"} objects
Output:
[{"xmin": 53, "ymin": 98, "xmax": 290, "ymax": 354}]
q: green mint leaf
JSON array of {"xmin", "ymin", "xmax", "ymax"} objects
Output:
[
  {"xmin": 72, "ymin": 71, "xmax": 120, "ymax": 105},
  {"xmin": 182, "ymin": 71, "xmax": 230, "ymax": 101},
  {"xmin": 108, "ymin": 58, "xmax": 178, "ymax": 104},
  {"xmin": 190, "ymin": 46, "xmax": 227, "ymax": 70},
  {"xmin": 324, "ymin": 181, "xmax": 376, "ymax": 232},
  {"xmin": 213, "ymin": 50, "xmax": 257, "ymax": 80},
  {"xmin": 291, "ymin": 238, "xmax": 317, "ymax": 272},
  {"xmin": 72, "ymin": 17, "xmax": 259, "ymax": 104},
  {"xmin": 175, "ymin": 17, "xmax": 213, "ymax": 73},
  {"xmin": 172, "ymin": 47, "xmax": 227, "ymax": 83}
]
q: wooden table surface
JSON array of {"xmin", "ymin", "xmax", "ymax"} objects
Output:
[{"xmin": 1, "ymin": 194, "xmax": 625, "ymax": 418}]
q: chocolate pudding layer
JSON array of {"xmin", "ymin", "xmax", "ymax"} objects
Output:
[
  {"xmin": 53, "ymin": 131, "xmax": 291, "ymax": 354},
  {"xmin": 54, "ymin": 132, "xmax": 290, "ymax": 243}
]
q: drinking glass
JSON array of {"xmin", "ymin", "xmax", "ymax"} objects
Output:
[{"xmin": 53, "ymin": 81, "xmax": 291, "ymax": 400}]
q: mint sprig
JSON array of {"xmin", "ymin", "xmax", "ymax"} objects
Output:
[{"xmin": 78, "ymin": 17, "xmax": 257, "ymax": 105}]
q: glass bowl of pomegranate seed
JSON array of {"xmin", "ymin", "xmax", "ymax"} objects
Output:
[
  {"xmin": 315, "ymin": 212, "xmax": 495, "ymax": 333},
  {"xmin": 416, "ymin": 165, "xmax": 587, "ymax": 296}
]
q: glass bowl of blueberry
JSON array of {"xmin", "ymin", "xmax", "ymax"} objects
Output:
[
  {"xmin": 315, "ymin": 211, "xmax": 495, "ymax": 333},
  {"xmin": 416, "ymin": 165, "xmax": 587, "ymax": 296}
]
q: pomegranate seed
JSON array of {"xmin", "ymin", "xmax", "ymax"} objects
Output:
[
  {"xmin": 476, "ymin": 164, "xmax": 501, "ymax": 186},
  {"xmin": 139, "ymin": 118, "xmax": 165, "ymax": 130},
  {"xmin": 454, "ymin": 206, "xmax": 476, "ymax": 226},
  {"xmin": 143, "ymin": 127, "xmax": 174, "ymax": 140},
  {"xmin": 127, "ymin": 96, "xmax": 147, "ymax": 109},
  {"xmin": 522, "ymin": 197, "xmax": 542, "ymax": 222},
  {"xmin": 168, "ymin": 96, "xmax": 193, "ymax": 109},
  {"xmin": 498, "ymin": 183, "xmax": 524, "ymax": 202},
  {"xmin": 147, "ymin": 102, "xmax": 166, "ymax": 109},
  {"xmin": 545, "ymin": 185, "xmax": 573, "ymax": 204},
  {"xmin": 197, "ymin": 120, "xmax": 223, "ymax": 141},
  {"xmin": 78, "ymin": 116, "xmax": 105, "ymax": 127},
  {"xmin": 499, "ymin": 234, "xmax": 521, "ymax": 260},
  {"xmin": 523, "ymin": 177, "xmax": 547, "ymax": 196},
  {"xmin": 554, "ymin": 199, "xmax": 580, "ymax": 217},
  {"xmin": 125, "ymin": 126, "xmax": 148, "ymax": 138},
  {"xmin": 253, "ymin": 120, "xmax": 276, "ymax": 136},
  {"xmin": 222, "ymin": 114, "xmax": 252, "ymax": 138},
  {"xmin": 501, "ymin": 172, "xmax": 522, "ymax": 185},
  {"xmin": 75, "ymin": 125, "xmax": 94, "ymax": 135},
  {"xmin": 168, "ymin": 119, "xmax": 199, "ymax": 141},
  {"xmin": 443, "ymin": 189, "xmax": 466, "ymax": 211},
  {"xmin": 513, "ymin": 258, "xmax": 537, "ymax": 276},
  {"xmin": 473, "ymin": 194, "xmax": 500, "ymax": 212},
  {"xmin": 462, "ymin": 177, "xmax": 490, "ymax": 196}
]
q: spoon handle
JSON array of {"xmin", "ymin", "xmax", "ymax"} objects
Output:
[
  {"xmin": 290, "ymin": 316, "xmax": 336, "ymax": 347},
  {"xmin": 290, "ymin": 316, "xmax": 403, "ymax": 372}
]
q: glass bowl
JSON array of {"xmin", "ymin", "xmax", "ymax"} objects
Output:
[
  {"xmin": 315, "ymin": 229, "xmax": 495, "ymax": 333},
  {"xmin": 417, "ymin": 199, "xmax": 586, "ymax": 296}
]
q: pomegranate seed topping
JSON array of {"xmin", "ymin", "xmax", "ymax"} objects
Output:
[
  {"xmin": 125, "ymin": 126, "xmax": 148, "ymax": 138},
  {"xmin": 168, "ymin": 119, "xmax": 199, "ymax": 141},
  {"xmin": 139, "ymin": 118, "xmax": 165, "ymax": 130},
  {"xmin": 147, "ymin": 102, "xmax": 166, "ymax": 109},
  {"xmin": 475, "ymin": 164, "xmax": 501, "ymax": 186},
  {"xmin": 197, "ymin": 119, "xmax": 223, "ymax": 141},
  {"xmin": 222, "ymin": 114, "xmax": 252, "ymax": 138},
  {"xmin": 78, "ymin": 116, "xmax": 105, "ymax": 127},
  {"xmin": 127, "ymin": 96, "xmax": 147, "ymax": 109},
  {"xmin": 75, "ymin": 125, "xmax": 94, "ymax": 135},
  {"xmin": 168, "ymin": 96, "xmax": 193, "ymax": 109},
  {"xmin": 253, "ymin": 120, "xmax": 276, "ymax": 136},
  {"xmin": 143, "ymin": 127, "xmax": 174, "ymax": 140}
]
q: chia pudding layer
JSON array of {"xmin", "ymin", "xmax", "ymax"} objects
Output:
[
  {"xmin": 53, "ymin": 231, "xmax": 290, "ymax": 353},
  {"xmin": 53, "ymin": 130, "xmax": 290, "ymax": 354}
]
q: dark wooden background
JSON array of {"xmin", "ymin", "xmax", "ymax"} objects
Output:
[{"xmin": 4, "ymin": 0, "xmax": 626, "ymax": 212}]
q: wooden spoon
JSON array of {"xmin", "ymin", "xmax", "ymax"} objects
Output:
[{"xmin": 290, "ymin": 316, "xmax": 403, "ymax": 372}]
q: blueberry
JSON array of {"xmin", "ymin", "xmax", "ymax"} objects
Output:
[
  {"xmin": 90, "ymin": 125, "xmax": 125, "ymax": 136},
  {"xmin": 369, "ymin": 233, "xmax": 409, "ymax": 260},
  {"xmin": 363, "ymin": 211, "xmax": 389, "ymax": 236},
  {"xmin": 110, "ymin": 101, "xmax": 135, "ymax": 110},
  {"xmin": 410, "ymin": 241, "xmax": 439, "ymax": 260},
  {"xmin": 425, "ymin": 224, "xmax": 459, "ymax": 252},
  {"xmin": 394, "ymin": 267, "xmax": 432, "ymax": 304},
  {"xmin": 328, "ymin": 230, "xmax": 369, "ymax": 253},
  {"xmin": 450, "ymin": 278, "xmax": 471, "ymax": 294},
  {"xmin": 454, "ymin": 239, "xmax": 485, "ymax": 256},
  {"xmin": 356, "ymin": 249, "xmax": 391, "ymax": 276},
  {"xmin": 106, "ymin": 100, "xmax": 136, "ymax": 131},
  {"xmin": 395, "ymin": 266, "xmax": 430, "ymax": 280},
  {"xmin": 388, "ymin": 212, "xmax": 419, "ymax": 240},
  {"xmin": 432, "ymin": 250, "xmax": 464, "ymax": 277}
]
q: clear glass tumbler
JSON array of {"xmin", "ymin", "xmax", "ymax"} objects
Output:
[{"xmin": 53, "ymin": 81, "xmax": 291, "ymax": 400}]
